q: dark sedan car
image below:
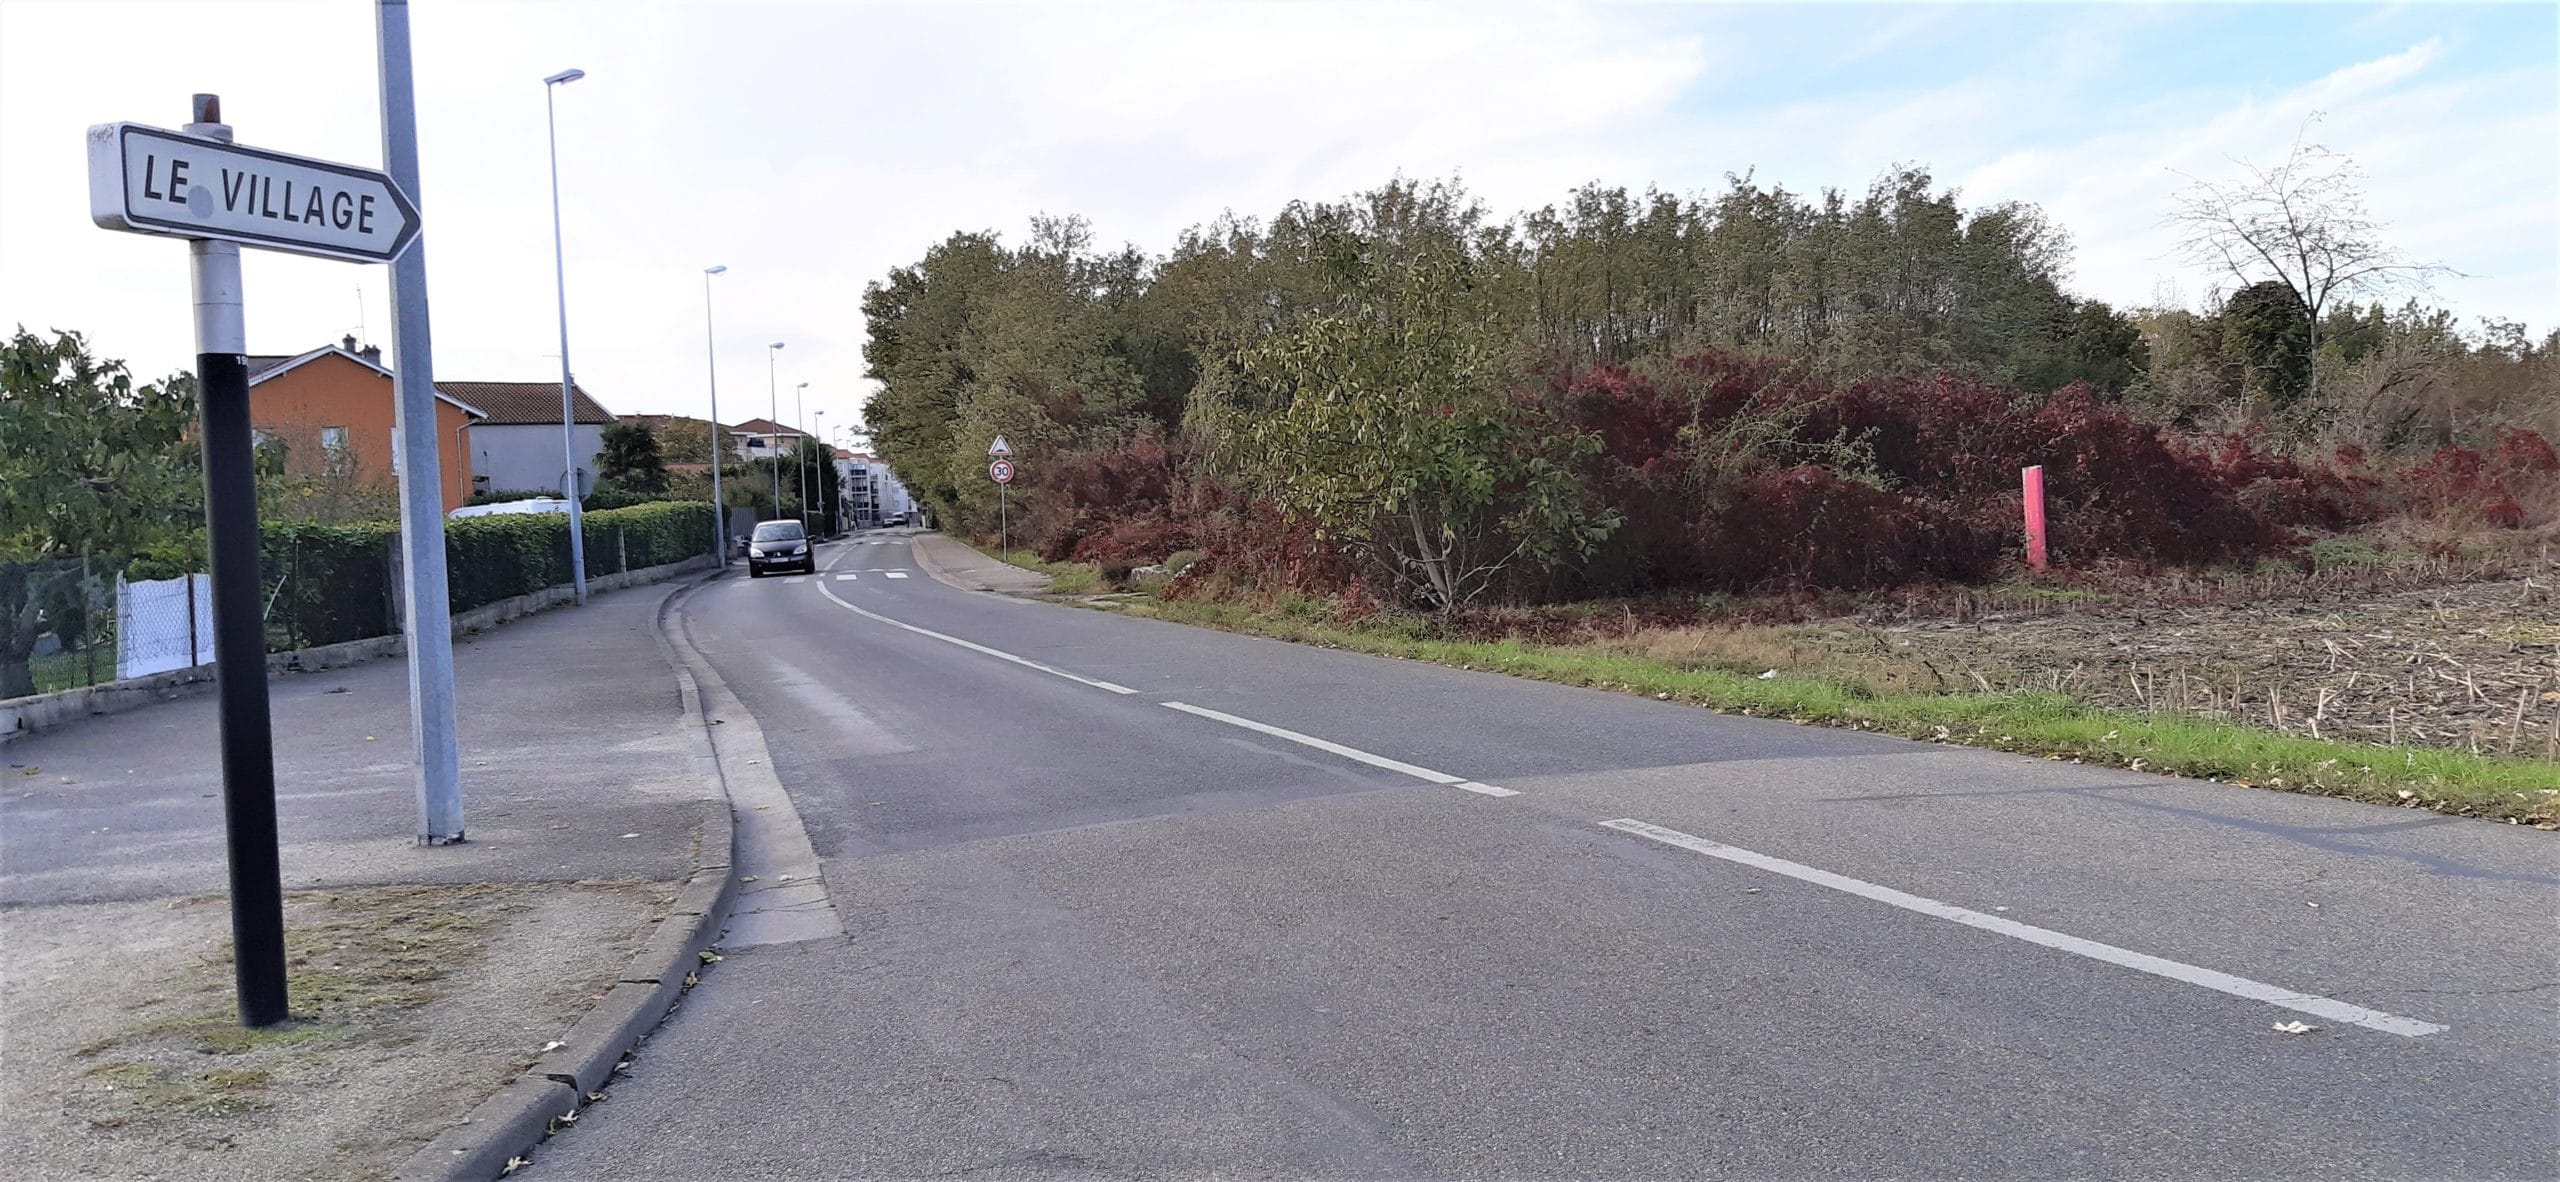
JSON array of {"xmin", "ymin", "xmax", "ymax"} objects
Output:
[{"xmin": 746, "ymin": 520, "xmax": 814, "ymax": 577}]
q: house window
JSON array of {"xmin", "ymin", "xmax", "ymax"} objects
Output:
[{"xmin": 321, "ymin": 426, "xmax": 348, "ymax": 452}]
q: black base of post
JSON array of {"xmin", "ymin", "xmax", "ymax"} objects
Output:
[{"xmin": 198, "ymin": 348, "xmax": 289, "ymax": 1028}]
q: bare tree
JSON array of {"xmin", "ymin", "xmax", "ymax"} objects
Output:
[{"xmin": 2168, "ymin": 119, "xmax": 2451, "ymax": 406}]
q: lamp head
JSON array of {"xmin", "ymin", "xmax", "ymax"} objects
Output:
[
  {"xmin": 705, "ymin": 264, "xmax": 727, "ymax": 275},
  {"xmin": 544, "ymin": 69, "xmax": 586, "ymax": 85},
  {"xmin": 769, "ymin": 341, "xmax": 785, "ymax": 350}
]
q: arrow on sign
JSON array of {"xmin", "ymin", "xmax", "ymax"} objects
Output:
[
  {"xmin": 988, "ymin": 435, "xmax": 1012, "ymax": 457},
  {"xmin": 87, "ymin": 123, "xmax": 421, "ymax": 264}
]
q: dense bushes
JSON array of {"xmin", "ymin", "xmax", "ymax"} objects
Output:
[
  {"xmin": 1040, "ymin": 346, "xmax": 2556, "ymax": 607},
  {"xmin": 1531, "ymin": 354, "xmax": 2383, "ymax": 595}
]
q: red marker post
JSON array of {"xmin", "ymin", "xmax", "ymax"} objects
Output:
[{"xmin": 2021, "ymin": 465, "xmax": 2049, "ymax": 571}]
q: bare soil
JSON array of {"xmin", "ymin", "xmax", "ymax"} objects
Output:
[{"xmin": 2, "ymin": 880, "xmax": 669, "ymax": 1182}]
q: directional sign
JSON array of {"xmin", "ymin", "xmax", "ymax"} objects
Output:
[
  {"xmin": 87, "ymin": 122, "xmax": 421, "ymax": 264},
  {"xmin": 989, "ymin": 459, "xmax": 1015, "ymax": 484},
  {"xmin": 987, "ymin": 436, "xmax": 1012, "ymax": 457}
]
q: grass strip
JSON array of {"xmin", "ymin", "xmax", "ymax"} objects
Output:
[{"xmin": 1126, "ymin": 597, "xmax": 2559, "ymax": 827}]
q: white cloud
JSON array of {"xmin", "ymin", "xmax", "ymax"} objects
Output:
[{"xmin": 1, "ymin": 1, "xmax": 2548, "ymax": 457}]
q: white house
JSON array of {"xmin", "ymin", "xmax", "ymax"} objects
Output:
[{"xmin": 440, "ymin": 380, "xmax": 616, "ymax": 497}]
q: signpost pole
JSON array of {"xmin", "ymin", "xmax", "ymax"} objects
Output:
[
  {"xmin": 183, "ymin": 94, "xmax": 288, "ymax": 1028},
  {"xmin": 1000, "ymin": 480, "xmax": 1008, "ymax": 562},
  {"xmin": 377, "ymin": 0, "xmax": 465, "ymax": 844}
]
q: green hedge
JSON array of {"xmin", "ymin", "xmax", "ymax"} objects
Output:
[
  {"xmin": 586, "ymin": 501, "xmax": 716, "ymax": 573},
  {"xmin": 262, "ymin": 521, "xmax": 398, "ymax": 648},
  {"xmin": 251, "ymin": 500, "xmax": 715, "ymax": 649}
]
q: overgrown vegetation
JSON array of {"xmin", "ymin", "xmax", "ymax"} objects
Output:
[{"xmin": 862, "ymin": 163, "xmax": 2555, "ymax": 615}]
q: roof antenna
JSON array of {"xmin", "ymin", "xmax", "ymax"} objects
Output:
[{"xmin": 355, "ymin": 284, "xmax": 368, "ymax": 345}]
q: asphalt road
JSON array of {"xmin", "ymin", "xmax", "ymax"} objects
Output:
[{"xmin": 535, "ymin": 529, "xmax": 2558, "ymax": 1181}]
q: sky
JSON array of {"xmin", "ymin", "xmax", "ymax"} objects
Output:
[{"xmin": 2, "ymin": 1, "xmax": 2553, "ymax": 444}]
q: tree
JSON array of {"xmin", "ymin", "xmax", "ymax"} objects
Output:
[
  {"xmin": 2169, "ymin": 124, "xmax": 2450, "ymax": 408},
  {"xmin": 2220, "ymin": 280, "xmax": 2314, "ymax": 412},
  {"xmin": 1242, "ymin": 248, "xmax": 1611, "ymax": 612},
  {"xmin": 597, "ymin": 422, "xmax": 669, "ymax": 492},
  {"xmin": 0, "ymin": 329, "xmax": 200, "ymax": 697}
]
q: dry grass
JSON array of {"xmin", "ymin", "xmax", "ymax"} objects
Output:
[{"xmin": 70, "ymin": 883, "xmax": 527, "ymax": 1128}]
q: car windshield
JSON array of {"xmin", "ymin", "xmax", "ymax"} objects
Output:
[{"xmin": 752, "ymin": 522, "xmax": 805, "ymax": 542}]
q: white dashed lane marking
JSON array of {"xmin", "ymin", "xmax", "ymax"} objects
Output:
[
  {"xmin": 1598, "ymin": 819, "xmax": 2447, "ymax": 1038},
  {"xmin": 1160, "ymin": 701, "xmax": 1516, "ymax": 798}
]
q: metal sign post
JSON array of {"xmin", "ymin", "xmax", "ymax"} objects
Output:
[
  {"xmin": 88, "ymin": 96, "xmax": 425, "ymax": 1026},
  {"xmin": 989, "ymin": 447, "xmax": 1015, "ymax": 562}
]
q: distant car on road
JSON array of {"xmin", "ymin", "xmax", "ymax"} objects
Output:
[
  {"xmin": 885, "ymin": 511, "xmax": 908, "ymax": 527},
  {"xmin": 746, "ymin": 520, "xmax": 814, "ymax": 578}
]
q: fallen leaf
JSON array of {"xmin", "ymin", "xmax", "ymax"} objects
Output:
[
  {"xmin": 619, "ymin": 833, "xmax": 640, "ymax": 839},
  {"xmin": 739, "ymin": 875, "xmax": 759, "ymax": 883},
  {"xmin": 2272, "ymin": 1020, "xmax": 2318, "ymax": 1035},
  {"xmin": 364, "ymin": 736, "xmax": 376, "ymax": 742},
  {"xmin": 502, "ymin": 1158, "xmax": 529, "ymax": 1176},
  {"xmin": 698, "ymin": 950, "xmax": 723, "ymax": 963}
]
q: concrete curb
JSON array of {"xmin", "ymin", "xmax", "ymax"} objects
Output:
[
  {"xmin": 2, "ymin": 554, "xmax": 715, "ymax": 746},
  {"xmin": 391, "ymin": 566, "xmax": 742, "ymax": 1182},
  {"xmin": 907, "ymin": 530, "xmax": 1052, "ymax": 597}
]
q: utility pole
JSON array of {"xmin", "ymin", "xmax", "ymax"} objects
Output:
[
  {"xmin": 377, "ymin": 0, "xmax": 465, "ymax": 844},
  {"xmin": 766, "ymin": 342, "xmax": 784, "ymax": 519},
  {"xmin": 795, "ymin": 380, "xmax": 810, "ymax": 533},
  {"xmin": 543, "ymin": 68, "xmax": 589, "ymax": 604},
  {"xmin": 703, "ymin": 265, "xmax": 728, "ymax": 562}
]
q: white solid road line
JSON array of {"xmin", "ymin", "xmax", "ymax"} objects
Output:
[
  {"xmin": 834, "ymin": 573, "xmax": 859, "ymax": 581},
  {"xmin": 886, "ymin": 571, "xmax": 910, "ymax": 579},
  {"xmin": 1598, "ymin": 818, "xmax": 2447, "ymax": 1038},
  {"xmin": 814, "ymin": 580, "xmax": 1138, "ymax": 695},
  {"xmin": 1161, "ymin": 701, "xmax": 1518, "ymax": 797}
]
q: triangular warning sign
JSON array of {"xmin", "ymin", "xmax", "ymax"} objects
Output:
[{"xmin": 988, "ymin": 435, "xmax": 1013, "ymax": 456}]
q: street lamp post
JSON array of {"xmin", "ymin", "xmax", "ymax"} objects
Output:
[
  {"xmin": 702, "ymin": 265, "xmax": 728, "ymax": 563},
  {"xmin": 813, "ymin": 408, "xmax": 827, "ymax": 535},
  {"xmin": 766, "ymin": 342, "xmax": 784, "ymax": 522},
  {"xmin": 795, "ymin": 380, "xmax": 811, "ymax": 534},
  {"xmin": 543, "ymin": 66, "xmax": 589, "ymax": 605}
]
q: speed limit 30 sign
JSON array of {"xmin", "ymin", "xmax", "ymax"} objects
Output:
[{"xmin": 989, "ymin": 459, "xmax": 1015, "ymax": 483}]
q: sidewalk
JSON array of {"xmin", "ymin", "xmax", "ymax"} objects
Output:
[
  {"xmin": 1, "ymin": 578, "xmax": 725, "ymax": 1181},
  {"xmin": 908, "ymin": 530, "xmax": 1054, "ymax": 595}
]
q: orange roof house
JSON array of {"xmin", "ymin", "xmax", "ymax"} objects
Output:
[{"xmin": 246, "ymin": 338, "xmax": 484, "ymax": 513}]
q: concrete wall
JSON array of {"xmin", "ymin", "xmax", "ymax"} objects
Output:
[{"xmin": 473, "ymin": 423, "xmax": 605, "ymax": 497}]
